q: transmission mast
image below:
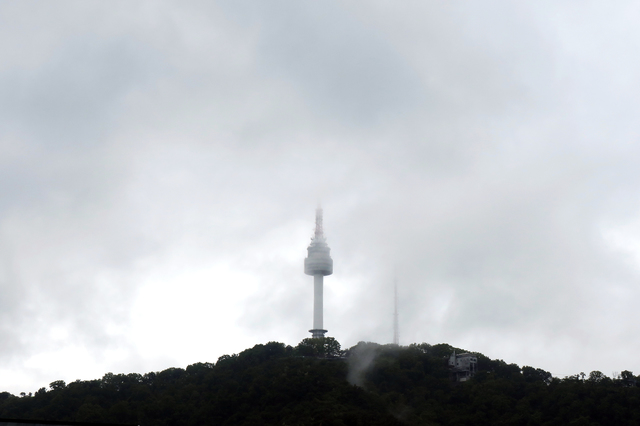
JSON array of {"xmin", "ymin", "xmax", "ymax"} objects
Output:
[{"xmin": 393, "ymin": 279, "xmax": 399, "ymax": 345}]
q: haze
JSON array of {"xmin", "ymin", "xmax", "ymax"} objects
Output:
[{"xmin": 1, "ymin": 1, "xmax": 640, "ymax": 394}]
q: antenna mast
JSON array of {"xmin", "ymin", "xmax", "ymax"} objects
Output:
[
  {"xmin": 393, "ymin": 279, "xmax": 399, "ymax": 345},
  {"xmin": 315, "ymin": 206, "xmax": 324, "ymax": 238}
]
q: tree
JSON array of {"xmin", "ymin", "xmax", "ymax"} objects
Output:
[
  {"xmin": 49, "ymin": 380, "xmax": 66, "ymax": 391},
  {"xmin": 588, "ymin": 371, "xmax": 605, "ymax": 383},
  {"xmin": 620, "ymin": 370, "xmax": 636, "ymax": 387},
  {"xmin": 295, "ymin": 337, "xmax": 342, "ymax": 358},
  {"xmin": 522, "ymin": 366, "xmax": 553, "ymax": 384}
]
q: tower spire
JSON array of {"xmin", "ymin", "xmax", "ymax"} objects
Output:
[
  {"xmin": 315, "ymin": 206, "xmax": 324, "ymax": 239},
  {"xmin": 393, "ymin": 279, "xmax": 399, "ymax": 345}
]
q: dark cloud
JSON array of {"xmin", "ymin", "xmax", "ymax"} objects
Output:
[
  {"xmin": 0, "ymin": 37, "xmax": 165, "ymax": 146},
  {"xmin": 251, "ymin": 2, "xmax": 424, "ymax": 123}
]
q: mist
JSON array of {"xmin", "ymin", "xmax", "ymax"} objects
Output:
[{"xmin": 1, "ymin": 0, "xmax": 640, "ymax": 394}]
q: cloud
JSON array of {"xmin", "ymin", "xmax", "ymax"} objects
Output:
[{"xmin": 2, "ymin": 0, "xmax": 640, "ymax": 394}]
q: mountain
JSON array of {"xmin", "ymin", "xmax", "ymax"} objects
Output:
[{"xmin": 1, "ymin": 338, "xmax": 638, "ymax": 425}]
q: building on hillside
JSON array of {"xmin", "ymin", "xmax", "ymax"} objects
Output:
[{"xmin": 448, "ymin": 350, "xmax": 477, "ymax": 382}]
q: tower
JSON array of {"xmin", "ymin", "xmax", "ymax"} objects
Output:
[
  {"xmin": 393, "ymin": 279, "xmax": 399, "ymax": 345},
  {"xmin": 304, "ymin": 207, "xmax": 333, "ymax": 338}
]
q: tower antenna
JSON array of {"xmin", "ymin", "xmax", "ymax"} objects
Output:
[
  {"xmin": 304, "ymin": 207, "xmax": 333, "ymax": 338},
  {"xmin": 315, "ymin": 206, "xmax": 324, "ymax": 238},
  {"xmin": 393, "ymin": 278, "xmax": 399, "ymax": 345}
]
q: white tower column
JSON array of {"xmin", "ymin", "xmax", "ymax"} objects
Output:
[{"xmin": 313, "ymin": 274, "xmax": 323, "ymax": 331}]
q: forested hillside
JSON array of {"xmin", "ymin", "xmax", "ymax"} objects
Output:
[{"xmin": 1, "ymin": 338, "xmax": 639, "ymax": 425}]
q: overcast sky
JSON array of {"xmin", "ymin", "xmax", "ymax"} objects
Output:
[{"xmin": 2, "ymin": 0, "xmax": 640, "ymax": 394}]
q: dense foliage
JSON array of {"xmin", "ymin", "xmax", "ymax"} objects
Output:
[{"xmin": 1, "ymin": 338, "xmax": 639, "ymax": 425}]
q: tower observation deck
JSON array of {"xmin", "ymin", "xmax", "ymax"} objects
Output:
[{"xmin": 304, "ymin": 207, "xmax": 333, "ymax": 338}]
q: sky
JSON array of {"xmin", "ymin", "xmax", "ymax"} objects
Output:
[{"xmin": 2, "ymin": 0, "xmax": 640, "ymax": 394}]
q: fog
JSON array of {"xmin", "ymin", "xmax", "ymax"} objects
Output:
[{"xmin": 1, "ymin": 1, "xmax": 640, "ymax": 393}]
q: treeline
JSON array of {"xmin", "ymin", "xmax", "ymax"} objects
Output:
[{"xmin": 0, "ymin": 338, "xmax": 639, "ymax": 425}]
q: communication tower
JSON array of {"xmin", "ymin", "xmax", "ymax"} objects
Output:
[
  {"xmin": 304, "ymin": 207, "xmax": 333, "ymax": 338},
  {"xmin": 393, "ymin": 279, "xmax": 399, "ymax": 345}
]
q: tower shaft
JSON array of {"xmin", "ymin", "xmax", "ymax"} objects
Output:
[
  {"xmin": 313, "ymin": 275, "xmax": 324, "ymax": 330},
  {"xmin": 311, "ymin": 275, "xmax": 325, "ymax": 338}
]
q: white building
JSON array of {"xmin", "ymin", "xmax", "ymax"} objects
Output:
[{"xmin": 448, "ymin": 351, "xmax": 478, "ymax": 382}]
